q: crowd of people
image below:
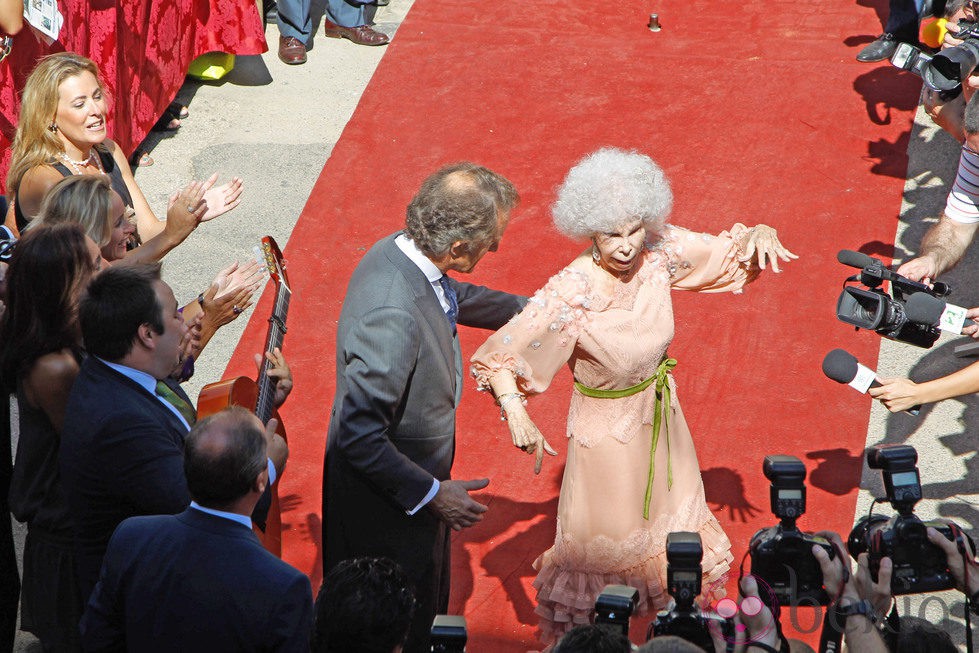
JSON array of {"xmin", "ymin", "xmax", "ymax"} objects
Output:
[{"xmin": 6, "ymin": 1, "xmax": 979, "ymax": 651}]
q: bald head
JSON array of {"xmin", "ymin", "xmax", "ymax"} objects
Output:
[
  {"xmin": 184, "ymin": 406, "xmax": 268, "ymax": 509},
  {"xmin": 404, "ymin": 162, "xmax": 518, "ymax": 259}
]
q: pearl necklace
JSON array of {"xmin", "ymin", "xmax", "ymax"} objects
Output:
[{"xmin": 60, "ymin": 150, "xmax": 104, "ymax": 175}]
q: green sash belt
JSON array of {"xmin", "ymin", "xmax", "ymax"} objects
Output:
[{"xmin": 573, "ymin": 356, "xmax": 678, "ymax": 520}]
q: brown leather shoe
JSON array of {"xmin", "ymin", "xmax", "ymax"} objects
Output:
[
  {"xmin": 322, "ymin": 20, "xmax": 389, "ymax": 46},
  {"xmin": 278, "ymin": 36, "xmax": 307, "ymax": 65}
]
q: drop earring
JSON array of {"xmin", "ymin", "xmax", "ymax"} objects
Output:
[{"xmin": 48, "ymin": 123, "xmax": 58, "ymax": 133}]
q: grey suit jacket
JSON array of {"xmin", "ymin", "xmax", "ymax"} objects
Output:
[{"xmin": 322, "ymin": 232, "xmax": 525, "ymax": 574}]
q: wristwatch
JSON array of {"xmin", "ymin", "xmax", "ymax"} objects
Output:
[{"xmin": 833, "ymin": 599, "xmax": 878, "ymax": 625}]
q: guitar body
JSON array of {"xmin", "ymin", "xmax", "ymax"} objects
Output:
[{"xmin": 198, "ymin": 376, "xmax": 288, "ymax": 557}]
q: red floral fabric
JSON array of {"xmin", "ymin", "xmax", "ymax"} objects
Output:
[{"xmin": 0, "ymin": 0, "xmax": 267, "ymax": 193}]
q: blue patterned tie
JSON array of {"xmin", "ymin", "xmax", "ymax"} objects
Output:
[{"xmin": 438, "ymin": 275, "xmax": 458, "ymax": 334}]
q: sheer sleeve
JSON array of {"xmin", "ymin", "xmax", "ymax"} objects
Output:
[
  {"xmin": 657, "ymin": 224, "xmax": 760, "ymax": 293},
  {"xmin": 470, "ymin": 268, "xmax": 591, "ymax": 396}
]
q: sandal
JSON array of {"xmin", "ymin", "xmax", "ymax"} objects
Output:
[
  {"xmin": 168, "ymin": 101, "xmax": 189, "ymax": 120},
  {"xmin": 152, "ymin": 106, "xmax": 181, "ymax": 132},
  {"xmin": 131, "ymin": 150, "xmax": 154, "ymax": 167}
]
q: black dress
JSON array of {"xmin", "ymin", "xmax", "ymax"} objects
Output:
[
  {"xmin": 13, "ymin": 146, "xmax": 134, "ymax": 233},
  {"xmin": 9, "ymin": 358, "xmax": 84, "ymax": 652}
]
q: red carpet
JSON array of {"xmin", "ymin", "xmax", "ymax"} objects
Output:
[{"xmin": 223, "ymin": 0, "xmax": 921, "ymax": 647}]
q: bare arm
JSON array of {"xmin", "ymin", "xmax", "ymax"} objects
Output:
[
  {"xmin": 870, "ymin": 360, "xmax": 979, "ymax": 412},
  {"xmin": 23, "ymin": 351, "xmax": 79, "ymax": 434},
  {"xmin": 897, "ymin": 215, "xmax": 979, "ymax": 282},
  {"xmin": 105, "ymin": 139, "xmax": 166, "ymax": 241}
]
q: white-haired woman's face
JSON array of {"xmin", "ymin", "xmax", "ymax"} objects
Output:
[{"xmin": 592, "ymin": 219, "xmax": 645, "ymax": 275}]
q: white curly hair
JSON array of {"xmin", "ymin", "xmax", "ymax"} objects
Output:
[{"xmin": 552, "ymin": 147, "xmax": 673, "ymax": 240}]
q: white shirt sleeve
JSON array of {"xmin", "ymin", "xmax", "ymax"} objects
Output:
[{"xmin": 406, "ymin": 478, "xmax": 440, "ymax": 515}]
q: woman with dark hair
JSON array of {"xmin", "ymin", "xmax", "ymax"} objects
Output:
[{"xmin": 0, "ymin": 222, "xmax": 100, "ymax": 650}]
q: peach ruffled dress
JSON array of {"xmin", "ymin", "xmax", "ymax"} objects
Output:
[{"xmin": 471, "ymin": 224, "xmax": 757, "ymax": 645}]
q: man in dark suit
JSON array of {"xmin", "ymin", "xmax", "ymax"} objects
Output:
[
  {"xmin": 60, "ymin": 264, "xmax": 288, "ymax": 601},
  {"xmin": 80, "ymin": 406, "xmax": 312, "ymax": 652},
  {"xmin": 323, "ymin": 162, "xmax": 526, "ymax": 653}
]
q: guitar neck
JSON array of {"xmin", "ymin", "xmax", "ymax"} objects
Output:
[{"xmin": 256, "ymin": 285, "xmax": 291, "ymax": 425}]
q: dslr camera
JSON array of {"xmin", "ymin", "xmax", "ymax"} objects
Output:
[
  {"xmin": 595, "ymin": 584, "xmax": 639, "ymax": 637},
  {"xmin": 835, "ymin": 249, "xmax": 950, "ymax": 348},
  {"xmin": 650, "ymin": 532, "xmax": 733, "ymax": 651},
  {"xmin": 430, "ymin": 615, "xmax": 466, "ymax": 653},
  {"xmin": 847, "ymin": 444, "xmax": 970, "ymax": 595},
  {"xmin": 749, "ymin": 456, "xmax": 834, "ymax": 606},
  {"xmin": 891, "ymin": 20, "xmax": 979, "ymax": 99}
]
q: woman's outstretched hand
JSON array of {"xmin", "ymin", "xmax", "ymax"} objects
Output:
[
  {"xmin": 200, "ymin": 173, "xmax": 244, "ymax": 222},
  {"xmin": 503, "ymin": 403, "xmax": 557, "ymax": 474},
  {"xmin": 739, "ymin": 224, "xmax": 798, "ymax": 272}
]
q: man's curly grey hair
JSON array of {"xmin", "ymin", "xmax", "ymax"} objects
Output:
[{"xmin": 552, "ymin": 147, "xmax": 673, "ymax": 239}]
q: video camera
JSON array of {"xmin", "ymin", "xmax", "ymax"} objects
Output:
[
  {"xmin": 749, "ymin": 456, "xmax": 834, "ymax": 606},
  {"xmin": 847, "ymin": 444, "xmax": 971, "ymax": 595},
  {"xmin": 835, "ymin": 249, "xmax": 950, "ymax": 348},
  {"xmin": 650, "ymin": 532, "xmax": 733, "ymax": 651},
  {"xmin": 891, "ymin": 20, "xmax": 979, "ymax": 100}
]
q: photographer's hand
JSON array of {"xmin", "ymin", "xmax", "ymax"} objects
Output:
[
  {"xmin": 896, "ymin": 255, "xmax": 940, "ymax": 284},
  {"xmin": 737, "ymin": 575, "xmax": 782, "ymax": 650},
  {"xmin": 927, "ymin": 525, "xmax": 979, "ymax": 594},
  {"xmin": 922, "ymin": 89, "xmax": 966, "ymax": 142},
  {"xmin": 813, "ymin": 531, "xmax": 857, "ymax": 602},
  {"xmin": 855, "ymin": 553, "xmax": 893, "ymax": 620}
]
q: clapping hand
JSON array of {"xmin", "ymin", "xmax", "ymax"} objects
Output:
[
  {"xmin": 200, "ymin": 173, "xmax": 244, "ymax": 222},
  {"xmin": 164, "ymin": 181, "xmax": 208, "ymax": 241}
]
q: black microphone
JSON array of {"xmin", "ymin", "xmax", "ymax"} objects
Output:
[
  {"xmin": 836, "ymin": 250, "xmax": 951, "ymax": 297},
  {"xmin": 905, "ymin": 292, "xmax": 977, "ymax": 334},
  {"xmin": 836, "ymin": 249, "xmax": 876, "ymax": 270},
  {"xmin": 821, "ymin": 349, "xmax": 920, "ymax": 416}
]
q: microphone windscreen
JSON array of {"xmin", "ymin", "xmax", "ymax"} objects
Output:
[
  {"xmin": 905, "ymin": 292, "xmax": 945, "ymax": 325},
  {"xmin": 822, "ymin": 349, "xmax": 858, "ymax": 384},
  {"xmin": 837, "ymin": 249, "xmax": 876, "ymax": 269}
]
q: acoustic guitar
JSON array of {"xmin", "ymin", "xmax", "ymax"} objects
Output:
[{"xmin": 197, "ymin": 236, "xmax": 292, "ymax": 556}]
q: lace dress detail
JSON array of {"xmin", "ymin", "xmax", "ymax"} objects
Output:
[{"xmin": 470, "ymin": 224, "xmax": 753, "ymax": 646}]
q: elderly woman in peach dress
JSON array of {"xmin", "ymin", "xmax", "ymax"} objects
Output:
[{"xmin": 470, "ymin": 147, "xmax": 796, "ymax": 646}]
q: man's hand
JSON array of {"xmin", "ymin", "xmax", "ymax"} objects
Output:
[
  {"xmin": 428, "ymin": 478, "xmax": 489, "ymax": 531},
  {"xmin": 964, "ymin": 308, "xmax": 979, "ymax": 338},
  {"xmin": 927, "ymin": 525, "xmax": 979, "ymax": 594},
  {"xmin": 896, "ymin": 255, "xmax": 940, "ymax": 284}
]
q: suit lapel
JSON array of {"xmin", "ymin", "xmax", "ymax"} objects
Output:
[
  {"xmin": 381, "ymin": 235, "xmax": 458, "ymax": 375},
  {"xmin": 88, "ymin": 359, "xmax": 190, "ymax": 436}
]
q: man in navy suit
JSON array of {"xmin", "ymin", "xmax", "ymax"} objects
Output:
[
  {"xmin": 80, "ymin": 407, "xmax": 312, "ymax": 652},
  {"xmin": 60, "ymin": 264, "xmax": 288, "ymax": 601}
]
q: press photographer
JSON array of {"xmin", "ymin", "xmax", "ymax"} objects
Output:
[{"xmin": 846, "ymin": 445, "xmax": 970, "ymax": 595}]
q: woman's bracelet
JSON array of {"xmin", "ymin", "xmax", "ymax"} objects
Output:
[{"xmin": 495, "ymin": 392, "xmax": 525, "ymax": 421}]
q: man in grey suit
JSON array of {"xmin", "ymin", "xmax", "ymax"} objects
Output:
[{"xmin": 323, "ymin": 162, "xmax": 525, "ymax": 653}]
